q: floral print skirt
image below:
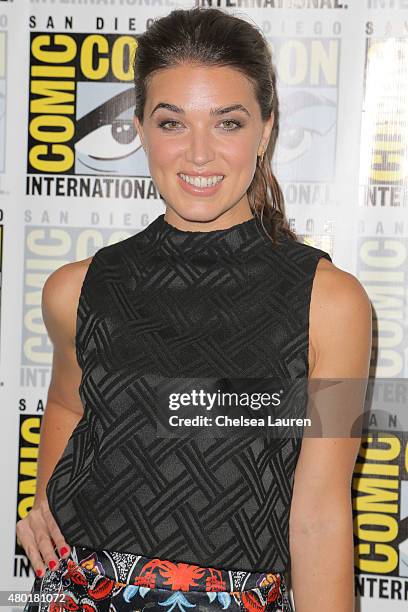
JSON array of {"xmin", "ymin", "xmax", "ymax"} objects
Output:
[{"xmin": 24, "ymin": 544, "xmax": 294, "ymax": 611}]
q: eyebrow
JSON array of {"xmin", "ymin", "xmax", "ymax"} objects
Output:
[{"xmin": 149, "ymin": 102, "xmax": 251, "ymax": 118}]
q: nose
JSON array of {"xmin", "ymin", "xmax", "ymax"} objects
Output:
[{"xmin": 184, "ymin": 129, "xmax": 216, "ymax": 166}]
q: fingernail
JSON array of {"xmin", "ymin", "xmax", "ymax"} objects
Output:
[
  {"xmin": 59, "ymin": 546, "xmax": 68, "ymax": 556},
  {"xmin": 48, "ymin": 560, "xmax": 57, "ymax": 570},
  {"xmin": 36, "ymin": 569, "xmax": 43, "ymax": 577}
]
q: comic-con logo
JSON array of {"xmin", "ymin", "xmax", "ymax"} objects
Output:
[
  {"xmin": 360, "ymin": 38, "xmax": 407, "ymax": 208},
  {"xmin": 26, "ymin": 33, "xmax": 153, "ymax": 197},
  {"xmin": 354, "ymin": 431, "xmax": 408, "ymax": 585}
]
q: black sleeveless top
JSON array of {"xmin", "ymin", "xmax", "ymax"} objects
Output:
[{"xmin": 46, "ymin": 213, "xmax": 332, "ymax": 573}]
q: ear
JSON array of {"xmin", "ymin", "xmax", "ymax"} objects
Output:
[
  {"xmin": 133, "ymin": 115, "xmax": 146, "ymax": 150},
  {"xmin": 259, "ymin": 112, "xmax": 274, "ymax": 155}
]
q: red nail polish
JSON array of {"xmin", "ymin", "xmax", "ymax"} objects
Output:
[
  {"xmin": 36, "ymin": 569, "xmax": 43, "ymax": 578},
  {"xmin": 59, "ymin": 546, "xmax": 68, "ymax": 556},
  {"xmin": 48, "ymin": 560, "xmax": 57, "ymax": 570}
]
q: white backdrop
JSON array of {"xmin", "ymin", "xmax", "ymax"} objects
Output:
[{"xmin": 0, "ymin": 1, "xmax": 407, "ymax": 610}]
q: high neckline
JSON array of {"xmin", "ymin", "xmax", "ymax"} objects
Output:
[
  {"xmin": 148, "ymin": 213, "xmax": 272, "ymax": 257},
  {"xmin": 161, "ymin": 214, "xmax": 258, "ymax": 236}
]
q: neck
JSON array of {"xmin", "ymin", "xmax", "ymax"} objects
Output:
[{"xmin": 163, "ymin": 207, "xmax": 255, "ymax": 234}]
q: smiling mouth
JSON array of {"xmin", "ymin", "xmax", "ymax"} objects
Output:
[{"xmin": 178, "ymin": 173, "xmax": 225, "ymax": 188}]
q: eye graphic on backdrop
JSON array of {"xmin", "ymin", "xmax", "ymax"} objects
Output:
[
  {"xmin": 275, "ymin": 91, "xmax": 336, "ymax": 181},
  {"xmin": 76, "ymin": 118, "xmax": 138, "ymax": 160},
  {"xmin": 75, "ymin": 87, "xmax": 143, "ymax": 175}
]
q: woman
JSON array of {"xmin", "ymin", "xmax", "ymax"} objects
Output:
[{"xmin": 18, "ymin": 7, "xmax": 372, "ymax": 612}]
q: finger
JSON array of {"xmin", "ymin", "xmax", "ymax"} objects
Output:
[
  {"xmin": 23, "ymin": 532, "xmax": 49, "ymax": 579},
  {"xmin": 16, "ymin": 520, "xmax": 47, "ymax": 577},
  {"xmin": 44, "ymin": 507, "xmax": 71, "ymax": 560},
  {"xmin": 32, "ymin": 511, "xmax": 62, "ymax": 572}
]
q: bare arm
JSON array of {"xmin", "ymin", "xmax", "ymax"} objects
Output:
[
  {"xmin": 16, "ymin": 256, "xmax": 93, "ymax": 577},
  {"xmin": 289, "ymin": 258, "xmax": 373, "ymax": 612},
  {"xmin": 33, "ymin": 257, "xmax": 92, "ymax": 506}
]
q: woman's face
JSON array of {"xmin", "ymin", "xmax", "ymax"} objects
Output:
[{"xmin": 134, "ymin": 63, "xmax": 274, "ymax": 226}]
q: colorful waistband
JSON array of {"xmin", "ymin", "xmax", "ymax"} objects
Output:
[
  {"xmin": 25, "ymin": 544, "xmax": 294, "ymax": 612},
  {"xmin": 70, "ymin": 544, "xmax": 285, "ymax": 594}
]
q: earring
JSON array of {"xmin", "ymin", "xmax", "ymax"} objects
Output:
[{"xmin": 258, "ymin": 149, "xmax": 265, "ymax": 164}]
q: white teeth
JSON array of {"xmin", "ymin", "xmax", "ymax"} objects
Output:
[{"xmin": 179, "ymin": 173, "xmax": 224, "ymax": 188}]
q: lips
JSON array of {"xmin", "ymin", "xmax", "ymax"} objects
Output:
[
  {"xmin": 177, "ymin": 173, "xmax": 225, "ymax": 196},
  {"xmin": 178, "ymin": 173, "xmax": 224, "ymax": 188}
]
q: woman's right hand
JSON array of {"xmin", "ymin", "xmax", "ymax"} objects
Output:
[{"xmin": 16, "ymin": 499, "xmax": 71, "ymax": 578}]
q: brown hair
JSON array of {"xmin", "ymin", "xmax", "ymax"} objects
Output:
[{"xmin": 133, "ymin": 7, "xmax": 297, "ymax": 245}]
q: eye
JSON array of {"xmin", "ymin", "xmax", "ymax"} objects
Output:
[
  {"xmin": 158, "ymin": 120, "xmax": 182, "ymax": 130},
  {"xmin": 220, "ymin": 119, "xmax": 243, "ymax": 131}
]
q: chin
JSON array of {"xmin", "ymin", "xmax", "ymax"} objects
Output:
[{"xmin": 166, "ymin": 203, "xmax": 224, "ymax": 222}]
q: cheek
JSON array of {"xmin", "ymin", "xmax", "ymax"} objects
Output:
[
  {"xmin": 230, "ymin": 148, "xmax": 254, "ymax": 169},
  {"xmin": 148, "ymin": 135, "xmax": 183, "ymax": 170},
  {"xmin": 225, "ymin": 144, "xmax": 257, "ymax": 183},
  {"xmin": 221, "ymin": 134, "xmax": 257, "ymax": 167}
]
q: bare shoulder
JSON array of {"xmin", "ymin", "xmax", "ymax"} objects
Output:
[
  {"xmin": 310, "ymin": 257, "xmax": 372, "ymax": 319},
  {"xmin": 42, "ymin": 256, "xmax": 94, "ymax": 346},
  {"xmin": 309, "ymin": 257, "xmax": 372, "ymax": 377}
]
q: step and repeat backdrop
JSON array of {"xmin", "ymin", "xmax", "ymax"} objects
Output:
[{"xmin": 0, "ymin": 1, "xmax": 407, "ymax": 611}]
